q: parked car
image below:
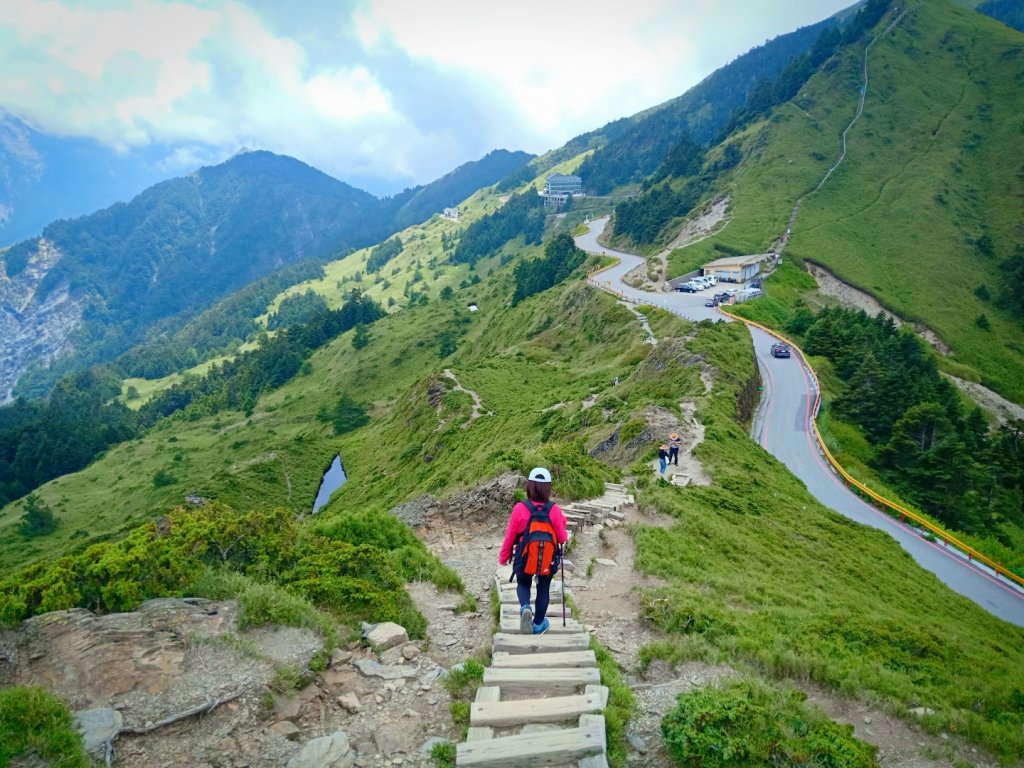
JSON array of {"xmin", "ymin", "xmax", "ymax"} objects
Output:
[
  {"xmin": 704, "ymin": 297, "xmax": 718, "ymax": 307},
  {"xmin": 714, "ymin": 292, "xmax": 731, "ymax": 303},
  {"xmin": 676, "ymin": 282, "xmax": 699, "ymax": 293},
  {"xmin": 771, "ymin": 342, "xmax": 791, "ymax": 358}
]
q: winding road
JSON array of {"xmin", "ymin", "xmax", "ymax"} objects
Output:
[{"xmin": 576, "ymin": 218, "xmax": 1024, "ymax": 627}]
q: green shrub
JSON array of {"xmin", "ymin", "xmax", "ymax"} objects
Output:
[
  {"xmin": 661, "ymin": 679, "xmax": 879, "ymax": 767},
  {"xmin": 18, "ymin": 494, "xmax": 58, "ymax": 538},
  {"xmin": 591, "ymin": 636, "xmax": 637, "ymax": 767},
  {"xmin": 430, "ymin": 740, "xmax": 457, "ymax": 768},
  {"xmin": 0, "ymin": 686, "xmax": 90, "ymax": 767},
  {"xmin": 619, "ymin": 419, "xmax": 647, "ymax": 443}
]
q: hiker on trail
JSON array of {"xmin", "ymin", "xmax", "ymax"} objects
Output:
[
  {"xmin": 668, "ymin": 433, "xmax": 681, "ymax": 466},
  {"xmin": 499, "ymin": 467, "xmax": 568, "ymax": 636},
  {"xmin": 658, "ymin": 444, "xmax": 669, "ymax": 476}
]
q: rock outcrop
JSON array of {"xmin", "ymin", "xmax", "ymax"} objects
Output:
[{"xmin": 0, "ymin": 238, "xmax": 84, "ymax": 402}]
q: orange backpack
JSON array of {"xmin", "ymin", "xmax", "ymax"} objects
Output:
[{"xmin": 513, "ymin": 500, "xmax": 560, "ymax": 576}]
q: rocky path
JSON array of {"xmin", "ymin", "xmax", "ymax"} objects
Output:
[{"xmin": 453, "ymin": 484, "xmax": 635, "ymax": 767}]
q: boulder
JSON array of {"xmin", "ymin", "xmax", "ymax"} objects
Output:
[
  {"xmin": 74, "ymin": 708, "xmax": 123, "ymax": 757},
  {"xmin": 379, "ymin": 645, "xmax": 407, "ymax": 665},
  {"xmin": 271, "ymin": 694, "xmax": 302, "ymax": 721},
  {"xmin": 286, "ymin": 731, "xmax": 354, "ymax": 768},
  {"xmin": 352, "ymin": 659, "xmax": 418, "ymax": 680},
  {"xmin": 401, "ymin": 644, "xmax": 421, "ymax": 661},
  {"xmin": 337, "ymin": 693, "xmax": 360, "ymax": 713},
  {"xmin": 12, "ymin": 599, "xmax": 236, "ymax": 703},
  {"xmin": 321, "ymin": 669, "xmax": 361, "ymax": 696},
  {"xmin": 270, "ymin": 720, "xmax": 301, "ymax": 740},
  {"xmin": 365, "ymin": 622, "xmax": 408, "ymax": 651}
]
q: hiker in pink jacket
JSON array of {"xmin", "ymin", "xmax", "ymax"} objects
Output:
[{"xmin": 499, "ymin": 467, "xmax": 568, "ymax": 635}]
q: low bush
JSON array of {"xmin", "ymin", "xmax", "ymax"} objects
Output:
[{"xmin": 662, "ymin": 679, "xmax": 879, "ymax": 767}]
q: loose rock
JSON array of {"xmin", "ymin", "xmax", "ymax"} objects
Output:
[{"xmin": 286, "ymin": 731, "xmax": 354, "ymax": 768}]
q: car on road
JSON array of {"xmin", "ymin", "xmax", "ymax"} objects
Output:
[
  {"xmin": 704, "ymin": 297, "xmax": 718, "ymax": 307},
  {"xmin": 771, "ymin": 342, "xmax": 791, "ymax": 358},
  {"xmin": 714, "ymin": 292, "xmax": 731, "ymax": 304}
]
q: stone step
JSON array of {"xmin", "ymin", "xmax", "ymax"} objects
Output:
[
  {"xmin": 455, "ymin": 715, "xmax": 605, "ymax": 767},
  {"xmin": 482, "ymin": 666, "xmax": 601, "ymax": 696},
  {"xmin": 491, "ymin": 632, "xmax": 591, "ymax": 654},
  {"xmin": 491, "ymin": 650, "xmax": 597, "ymax": 669},
  {"xmin": 470, "ymin": 689, "xmax": 606, "ymax": 727}
]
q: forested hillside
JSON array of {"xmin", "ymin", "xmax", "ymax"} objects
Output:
[
  {"xmin": 573, "ymin": 17, "xmax": 836, "ymax": 193},
  {"xmin": 386, "ymin": 149, "xmax": 534, "ymax": 229},
  {"xmin": 0, "ymin": 148, "xmax": 533, "ymax": 401}
]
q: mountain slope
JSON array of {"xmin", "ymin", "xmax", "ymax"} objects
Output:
[
  {"xmin": 572, "ymin": 16, "xmax": 837, "ymax": 194},
  {"xmin": 624, "ymin": 0, "xmax": 1024, "ymax": 403},
  {"xmin": 0, "ymin": 150, "xmax": 392, "ymax": 401},
  {"xmin": 0, "ymin": 111, "xmax": 175, "ymax": 248},
  {"xmin": 387, "ymin": 149, "xmax": 534, "ymax": 229}
]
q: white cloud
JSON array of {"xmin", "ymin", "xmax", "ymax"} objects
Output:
[
  {"xmin": 0, "ymin": 0, "xmax": 856, "ymax": 191},
  {"xmin": 304, "ymin": 67, "xmax": 392, "ymax": 121}
]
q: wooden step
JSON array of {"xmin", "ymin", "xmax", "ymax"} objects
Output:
[
  {"xmin": 499, "ymin": 589, "xmax": 573, "ymax": 604},
  {"xmin": 456, "ymin": 716, "xmax": 605, "ymax": 767},
  {"xmin": 482, "ymin": 666, "xmax": 601, "ymax": 695},
  {"xmin": 576, "ymin": 714, "xmax": 609, "ymax": 768},
  {"xmin": 491, "ymin": 650, "xmax": 597, "ymax": 668},
  {"xmin": 470, "ymin": 690, "xmax": 605, "ymax": 726},
  {"xmin": 499, "ymin": 616, "xmax": 584, "ymax": 634},
  {"xmin": 492, "ymin": 632, "xmax": 590, "ymax": 654}
]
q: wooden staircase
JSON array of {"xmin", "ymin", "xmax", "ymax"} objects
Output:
[{"xmin": 454, "ymin": 483, "xmax": 635, "ymax": 768}]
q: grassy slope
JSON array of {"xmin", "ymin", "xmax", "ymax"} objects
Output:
[
  {"xmin": 2, "ymin": 242, "xmax": 1023, "ymax": 756},
  {"xmin": 629, "ymin": 318, "xmax": 1024, "ymax": 760},
  {"xmin": 668, "ymin": 0, "xmax": 1024, "ymax": 403}
]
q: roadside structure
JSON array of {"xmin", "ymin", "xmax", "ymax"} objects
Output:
[{"xmin": 701, "ymin": 254, "xmax": 766, "ymax": 283}]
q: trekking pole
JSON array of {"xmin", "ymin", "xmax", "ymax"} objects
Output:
[{"xmin": 560, "ymin": 544, "xmax": 566, "ymax": 627}]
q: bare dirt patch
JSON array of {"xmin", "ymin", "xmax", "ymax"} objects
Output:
[{"xmin": 805, "ymin": 262, "xmax": 951, "ymax": 355}]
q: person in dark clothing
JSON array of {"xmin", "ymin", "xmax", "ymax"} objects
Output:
[
  {"xmin": 658, "ymin": 444, "xmax": 669, "ymax": 476},
  {"xmin": 669, "ymin": 432, "xmax": 681, "ymax": 466}
]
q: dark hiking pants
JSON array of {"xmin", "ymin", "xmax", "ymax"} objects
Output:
[{"xmin": 516, "ymin": 571, "xmax": 554, "ymax": 624}]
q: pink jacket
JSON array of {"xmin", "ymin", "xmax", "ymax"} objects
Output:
[{"xmin": 499, "ymin": 500, "xmax": 568, "ymax": 565}]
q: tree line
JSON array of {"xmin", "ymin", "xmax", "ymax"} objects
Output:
[
  {"xmin": 0, "ymin": 291, "xmax": 385, "ymax": 511},
  {"xmin": 512, "ymin": 233, "xmax": 587, "ymax": 306},
  {"xmin": 787, "ymin": 306, "xmax": 1024, "ymax": 537},
  {"xmin": 138, "ymin": 291, "xmax": 385, "ymax": 425},
  {"xmin": 451, "ymin": 189, "xmax": 545, "ymax": 266}
]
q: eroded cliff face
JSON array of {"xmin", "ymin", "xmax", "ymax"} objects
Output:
[{"xmin": 0, "ymin": 239, "xmax": 84, "ymax": 402}]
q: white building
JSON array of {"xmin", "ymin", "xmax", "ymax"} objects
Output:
[{"xmin": 544, "ymin": 173, "xmax": 582, "ymax": 196}]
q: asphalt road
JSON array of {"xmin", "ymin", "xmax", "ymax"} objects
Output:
[{"xmin": 576, "ymin": 218, "xmax": 1024, "ymax": 627}]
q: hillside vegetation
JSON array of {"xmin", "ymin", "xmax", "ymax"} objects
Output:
[
  {"xmin": 3, "ymin": 257, "xmax": 1023, "ymax": 759},
  {"xmin": 652, "ymin": 0, "xmax": 1024, "ymax": 403}
]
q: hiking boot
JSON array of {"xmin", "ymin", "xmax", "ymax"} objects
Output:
[
  {"xmin": 519, "ymin": 605, "xmax": 533, "ymax": 634},
  {"xmin": 532, "ymin": 618, "xmax": 550, "ymax": 635}
]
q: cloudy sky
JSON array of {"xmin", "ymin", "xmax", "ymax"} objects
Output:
[{"xmin": 0, "ymin": 0, "xmax": 854, "ymax": 194}]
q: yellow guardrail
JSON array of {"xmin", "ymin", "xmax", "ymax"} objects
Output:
[
  {"xmin": 577, "ymin": 225, "xmax": 1024, "ymax": 590},
  {"xmin": 719, "ymin": 306, "xmax": 1024, "ymax": 590}
]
